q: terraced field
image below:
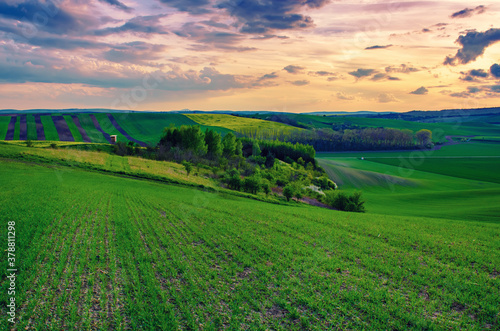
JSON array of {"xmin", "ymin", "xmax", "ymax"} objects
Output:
[{"xmin": 0, "ymin": 159, "xmax": 498, "ymax": 330}]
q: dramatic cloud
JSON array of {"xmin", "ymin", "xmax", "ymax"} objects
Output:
[
  {"xmin": 460, "ymin": 68, "xmax": 490, "ymax": 82},
  {"xmin": 365, "ymin": 45, "xmax": 392, "ymax": 50},
  {"xmin": 157, "ymin": 0, "xmax": 212, "ymax": 15},
  {"xmin": 94, "ymin": 15, "xmax": 169, "ymax": 36},
  {"xmin": 410, "ymin": 86, "xmax": 428, "ymax": 95},
  {"xmin": 348, "ymin": 68, "xmax": 375, "ymax": 79},
  {"xmin": 174, "ymin": 23, "xmax": 255, "ymax": 52},
  {"xmin": 490, "ymin": 64, "xmax": 500, "ymax": 78},
  {"xmin": 99, "ymin": 0, "xmax": 133, "ymax": 12},
  {"xmin": 290, "ymin": 80, "xmax": 309, "ymax": 86},
  {"xmin": 217, "ymin": 0, "xmax": 330, "ymax": 34},
  {"xmin": 450, "ymin": 5, "xmax": 485, "ymax": 18},
  {"xmin": 0, "ymin": 0, "xmax": 101, "ymax": 35},
  {"xmin": 444, "ymin": 28, "xmax": 500, "ymax": 65},
  {"xmin": 283, "ymin": 65, "xmax": 305, "ymax": 74}
]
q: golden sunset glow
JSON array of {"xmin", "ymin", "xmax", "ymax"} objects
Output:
[{"xmin": 1, "ymin": 0, "xmax": 499, "ymax": 112}]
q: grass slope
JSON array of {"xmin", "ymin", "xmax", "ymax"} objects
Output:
[
  {"xmin": 317, "ymin": 143, "xmax": 500, "ymax": 222},
  {"xmin": 109, "ymin": 113, "xmax": 230, "ymax": 146},
  {"xmin": 187, "ymin": 114, "xmax": 299, "ymax": 134},
  {"xmin": 0, "ymin": 159, "xmax": 498, "ymax": 330}
]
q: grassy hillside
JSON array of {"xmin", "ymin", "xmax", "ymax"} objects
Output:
[
  {"xmin": 252, "ymin": 113, "xmax": 500, "ymax": 142},
  {"xmin": 317, "ymin": 142, "xmax": 500, "ymax": 222},
  {"xmin": 187, "ymin": 114, "xmax": 299, "ymax": 136},
  {"xmin": 0, "ymin": 159, "xmax": 498, "ymax": 330}
]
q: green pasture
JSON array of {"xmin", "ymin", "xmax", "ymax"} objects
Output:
[{"xmin": 0, "ymin": 159, "xmax": 498, "ymax": 330}]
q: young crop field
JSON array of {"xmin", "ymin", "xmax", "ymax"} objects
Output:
[
  {"xmin": 0, "ymin": 116, "xmax": 10, "ymax": 140},
  {"xmin": 0, "ymin": 159, "xmax": 499, "ymax": 330}
]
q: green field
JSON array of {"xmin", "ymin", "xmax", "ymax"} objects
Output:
[
  {"xmin": 317, "ymin": 142, "xmax": 500, "ymax": 222},
  {"xmin": 253, "ymin": 113, "xmax": 500, "ymax": 142},
  {"xmin": 0, "ymin": 158, "xmax": 498, "ymax": 330},
  {"xmin": 0, "ymin": 116, "xmax": 9, "ymax": 140},
  {"xmin": 111, "ymin": 113, "xmax": 231, "ymax": 146},
  {"xmin": 63, "ymin": 115, "xmax": 84, "ymax": 142},
  {"xmin": 77, "ymin": 114, "xmax": 108, "ymax": 143},
  {"xmin": 40, "ymin": 115, "xmax": 59, "ymax": 141},
  {"xmin": 187, "ymin": 114, "xmax": 299, "ymax": 137}
]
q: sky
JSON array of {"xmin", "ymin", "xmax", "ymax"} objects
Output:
[{"xmin": 0, "ymin": 0, "xmax": 499, "ymax": 113}]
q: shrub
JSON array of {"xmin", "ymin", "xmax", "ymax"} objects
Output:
[
  {"xmin": 283, "ymin": 185, "xmax": 294, "ymax": 201},
  {"xmin": 325, "ymin": 190, "xmax": 365, "ymax": 212},
  {"xmin": 50, "ymin": 143, "xmax": 58, "ymax": 149},
  {"xmin": 25, "ymin": 140, "xmax": 34, "ymax": 147},
  {"xmin": 182, "ymin": 161, "xmax": 192, "ymax": 176},
  {"xmin": 243, "ymin": 175, "xmax": 261, "ymax": 195}
]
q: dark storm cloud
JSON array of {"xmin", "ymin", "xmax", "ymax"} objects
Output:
[
  {"xmin": 365, "ymin": 44, "xmax": 392, "ymax": 50},
  {"xmin": 157, "ymin": 0, "xmax": 212, "ymax": 15},
  {"xmin": 216, "ymin": 0, "xmax": 330, "ymax": 34},
  {"xmin": 94, "ymin": 15, "xmax": 169, "ymax": 36},
  {"xmin": 283, "ymin": 65, "xmax": 305, "ymax": 74},
  {"xmin": 490, "ymin": 64, "xmax": 500, "ymax": 78},
  {"xmin": 450, "ymin": 5, "xmax": 485, "ymax": 18},
  {"xmin": 410, "ymin": 86, "xmax": 428, "ymax": 95},
  {"xmin": 348, "ymin": 68, "xmax": 375, "ymax": 78},
  {"xmin": 444, "ymin": 28, "xmax": 500, "ymax": 65},
  {"xmin": 99, "ymin": 0, "xmax": 133, "ymax": 12}
]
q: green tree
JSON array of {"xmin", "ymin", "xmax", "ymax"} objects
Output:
[
  {"xmin": 235, "ymin": 139, "xmax": 243, "ymax": 156},
  {"xmin": 205, "ymin": 129, "xmax": 222, "ymax": 159},
  {"xmin": 25, "ymin": 140, "xmax": 33, "ymax": 147},
  {"xmin": 252, "ymin": 141, "xmax": 261, "ymax": 156},
  {"xmin": 243, "ymin": 175, "xmax": 261, "ymax": 194},
  {"xmin": 416, "ymin": 129, "xmax": 432, "ymax": 146},
  {"xmin": 222, "ymin": 132, "xmax": 236, "ymax": 157}
]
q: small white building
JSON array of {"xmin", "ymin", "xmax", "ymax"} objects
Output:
[{"xmin": 110, "ymin": 135, "xmax": 117, "ymax": 144}]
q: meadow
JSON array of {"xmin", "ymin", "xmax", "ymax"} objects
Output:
[{"xmin": 0, "ymin": 159, "xmax": 498, "ymax": 330}]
